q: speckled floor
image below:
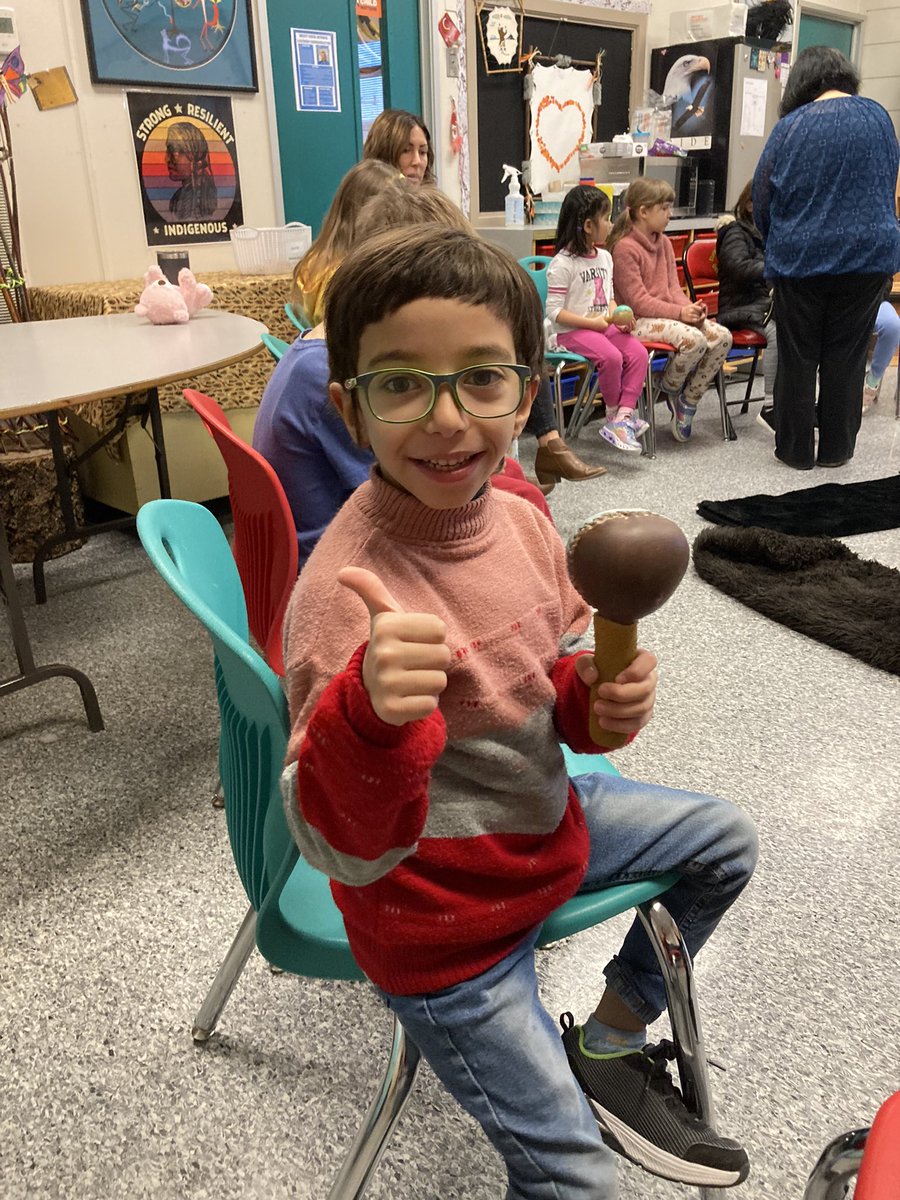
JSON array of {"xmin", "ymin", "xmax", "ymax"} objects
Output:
[{"xmin": 2, "ymin": 376, "xmax": 898, "ymax": 1200}]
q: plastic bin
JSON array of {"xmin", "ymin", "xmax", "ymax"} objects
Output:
[{"xmin": 230, "ymin": 222, "xmax": 311, "ymax": 275}]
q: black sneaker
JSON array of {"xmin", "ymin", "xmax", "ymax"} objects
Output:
[
  {"xmin": 756, "ymin": 406, "xmax": 775, "ymax": 435},
  {"xmin": 560, "ymin": 1014, "xmax": 749, "ymax": 1188}
]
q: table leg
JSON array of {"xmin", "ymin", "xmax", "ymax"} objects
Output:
[
  {"xmin": 0, "ymin": 510, "xmax": 103, "ymax": 731},
  {"xmin": 32, "ymin": 389, "xmax": 173, "ymax": 602}
]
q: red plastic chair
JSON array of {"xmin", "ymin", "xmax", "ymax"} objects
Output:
[
  {"xmin": 183, "ymin": 389, "xmax": 298, "ymax": 676},
  {"xmin": 804, "ymin": 1091, "xmax": 900, "ymax": 1200},
  {"xmin": 683, "ymin": 239, "xmax": 767, "ymax": 441}
]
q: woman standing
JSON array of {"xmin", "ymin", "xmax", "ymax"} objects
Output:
[
  {"xmin": 752, "ymin": 47, "xmax": 900, "ymax": 469},
  {"xmin": 363, "ymin": 109, "xmax": 435, "ymax": 185}
]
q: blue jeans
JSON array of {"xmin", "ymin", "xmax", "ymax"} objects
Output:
[
  {"xmin": 872, "ymin": 300, "xmax": 900, "ymax": 379},
  {"xmin": 381, "ymin": 772, "xmax": 758, "ymax": 1200}
]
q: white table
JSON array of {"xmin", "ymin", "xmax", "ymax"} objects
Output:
[{"xmin": 0, "ymin": 309, "xmax": 267, "ymax": 730}]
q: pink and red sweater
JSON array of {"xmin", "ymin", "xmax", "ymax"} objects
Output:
[
  {"xmin": 611, "ymin": 227, "xmax": 687, "ymax": 321},
  {"xmin": 280, "ymin": 471, "xmax": 613, "ymax": 996}
]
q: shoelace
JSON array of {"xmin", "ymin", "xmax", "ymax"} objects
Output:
[{"xmin": 639, "ymin": 1041, "xmax": 707, "ymax": 1124}]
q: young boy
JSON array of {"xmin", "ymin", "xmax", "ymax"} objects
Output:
[{"xmin": 280, "ymin": 226, "xmax": 757, "ymax": 1198}]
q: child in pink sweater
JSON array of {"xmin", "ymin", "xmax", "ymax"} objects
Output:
[
  {"xmin": 280, "ymin": 224, "xmax": 755, "ymax": 1196},
  {"xmin": 610, "ymin": 178, "xmax": 732, "ymax": 442}
]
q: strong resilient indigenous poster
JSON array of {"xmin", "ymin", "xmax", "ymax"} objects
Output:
[{"xmin": 127, "ymin": 91, "xmax": 243, "ymax": 246}]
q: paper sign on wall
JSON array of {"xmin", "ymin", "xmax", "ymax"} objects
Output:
[
  {"xmin": 292, "ymin": 28, "xmax": 341, "ymax": 113},
  {"xmin": 740, "ymin": 76, "xmax": 767, "ymax": 137},
  {"xmin": 529, "ymin": 63, "xmax": 593, "ymax": 195}
]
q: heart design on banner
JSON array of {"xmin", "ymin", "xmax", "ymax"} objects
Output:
[{"xmin": 534, "ymin": 95, "xmax": 588, "ymax": 173}]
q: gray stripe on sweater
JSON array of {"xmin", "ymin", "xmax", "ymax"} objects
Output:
[
  {"xmin": 423, "ymin": 705, "xmax": 570, "ymax": 839},
  {"xmin": 281, "ymin": 760, "xmax": 416, "ymax": 886}
]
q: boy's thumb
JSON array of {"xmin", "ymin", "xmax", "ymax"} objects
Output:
[{"xmin": 338, "ymin": 566, "xmax": 404, "ymax": 619}]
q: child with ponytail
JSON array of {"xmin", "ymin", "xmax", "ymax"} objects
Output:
[
  {"xmin": 546, "ymin": 186, "xmax": 649, "ymax": 453},
  {"xmin": 608, "ymin": 179, "xmax": 732, "ymax": 442}
]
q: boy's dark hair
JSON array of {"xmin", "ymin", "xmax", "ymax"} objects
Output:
[
  {"xmin": 780, "ymin": 46, "xmax": 859, "ymax": 116},
  {"xmin": 325, "ymin": 226, "xmax": 545, "ymax": 386},
  {"xmin": 555, "ymin": 185, "xmax": 612, "ymax": 257}
]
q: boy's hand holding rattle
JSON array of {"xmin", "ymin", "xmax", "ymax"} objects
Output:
[
  {"xmin": 339, "ymin": 566, "xmax": 451, "ymax": 726},
  {"xmin": 567, "ymin": 510, "xmax": 689, "ymax": 749}
]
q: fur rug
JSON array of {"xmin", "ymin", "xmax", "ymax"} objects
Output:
[
  {"xmin": 697, "ymin": 473, "xmax": 900, "ymax": 537},
  {"xmin": 693, "ymin": 526, "xmax": 900, "ymax": 675}
]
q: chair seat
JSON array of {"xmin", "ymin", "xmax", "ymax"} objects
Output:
[
  {"xmin": 730, "ymin": 330, "xmax": 767, "ymax": 348},
  {"xmin": 276, "ymin": 855, "xmax": 364, "ymax": 976},
  {"xmin": 547, "ymin": 349, "xmax": 590, "ymax": 365},
  {"xmin": 640, "ymin": 340, "xmax": 677, "ymax": 353}
]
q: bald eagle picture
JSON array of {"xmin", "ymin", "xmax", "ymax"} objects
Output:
[{"xmin": 663, "ymin": 54, "xmax": 714, "ymax": 138}]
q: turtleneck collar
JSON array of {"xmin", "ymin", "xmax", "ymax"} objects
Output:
[
  {"xmin": 629, "ymin": 226, "xmax": 664, "ymax": 253},
  {"xmin": 355, "ymin": 467, "xmax": 495, "ymax": 546}
]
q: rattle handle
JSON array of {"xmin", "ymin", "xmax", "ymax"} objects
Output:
[{"xmin": 589, "ymin": 614, "xmax": 638, "ymax": 750}]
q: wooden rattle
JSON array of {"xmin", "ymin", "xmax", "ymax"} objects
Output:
[{"xmin": 568, "ymin": 510, "xmax": 690, "ymax": 749}]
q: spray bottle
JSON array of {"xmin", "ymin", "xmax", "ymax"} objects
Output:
[{"xmin": 502, "ymin": 164, "xmax": 525, "ymax": 227}]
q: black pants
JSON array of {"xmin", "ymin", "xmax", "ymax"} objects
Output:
[
  {"xmin": 524, "ymin": 372, "xmax": 558, "ymax": 440},
  {"xmin": 773, "ymin": 274, "xmax": 886, "ymax": 468}
]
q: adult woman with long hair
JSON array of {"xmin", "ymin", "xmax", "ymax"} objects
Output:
[
  {"xmin": 752, "ymin": 46, "xmax": 900, "ymax": 469},
  {"xmin": 363, "ymin": 108, "xmax": 435, "ymax": 185},
  {"xmin": 292, "ymin": 159, "xmax": 402, "ymax": 326},
  {"xmin": 165, "ymin": 122, "xmax": 217, "ymax": 220}
]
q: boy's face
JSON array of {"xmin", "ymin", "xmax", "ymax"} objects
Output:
[{"xmin": 331, "ymin": 297, "xmax": 536, "ymax": 510}]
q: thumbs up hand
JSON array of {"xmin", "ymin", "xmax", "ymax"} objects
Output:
[{"xmin": 338, "ymin": 566, "xmax": 451, "ymax": 726}]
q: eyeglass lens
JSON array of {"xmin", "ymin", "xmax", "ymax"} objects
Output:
[{"xmin": 365, "ymin": 366, "xmax": 524, "ymax": 422}]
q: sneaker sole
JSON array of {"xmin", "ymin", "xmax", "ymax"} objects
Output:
[
  {"xmin": 586, "ymin": 1096, "xmax": 745, "ymax": 1188},
  {"xmin": 599, "ymin": 428, "xmax": 643, "ymax": 454}
]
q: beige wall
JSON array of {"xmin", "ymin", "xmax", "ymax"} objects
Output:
[
  {"xmin": 859, "ymin": 0, "xmax": 900, "ymax": 134},
  {"xmin": 9, "ymin": 0, "xmax": 279, "ymax": 286}
]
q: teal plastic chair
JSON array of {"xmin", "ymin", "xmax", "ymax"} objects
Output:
[
  {"xmin": 284, "ymin": 299, "xmax": 311, "ymax": 332},
  {"xmin": 518, "ymin": 255, "xmax": 602, "ymax": 437},
  {"xmin": 136, "ymin": 497, "xmax": 720, "ymax": 1200},
  {"xmin": 261, "ymin": 332, "xmax": 290, "ymax": 362}
]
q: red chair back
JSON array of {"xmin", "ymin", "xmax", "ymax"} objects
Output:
[
  {"xmin": 183, "ymin": 389, "xmax": 298, "ymax": 676},
  {"xmin": 683, "ymin": 237, "xmax": 721, "ymax": 314},
  {"xmin": 855, "ymin": 1092, "xmax": 900, "ymax": 1200}
]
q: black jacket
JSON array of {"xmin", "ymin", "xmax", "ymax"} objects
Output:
[{"xmin": 715, "ymin": 219, "xmax": 771, "ymax": 335}]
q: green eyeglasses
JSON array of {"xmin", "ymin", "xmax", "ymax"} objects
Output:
[{"xmin": 344, "ymin": 364, "xmax": 535, "ymax": 424}]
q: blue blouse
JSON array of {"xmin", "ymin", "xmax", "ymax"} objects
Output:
[{"xmin": 752, "ymin": 96, "xmax": 900, "ymax": 279}]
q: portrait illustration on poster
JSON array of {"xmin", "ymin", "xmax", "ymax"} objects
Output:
[{"xmin": 127, "ymin": 92, "xmax": 243, "ymax": 246}]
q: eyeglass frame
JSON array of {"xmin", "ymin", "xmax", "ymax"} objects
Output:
[{"xmin": 343, "ymin": 363, "xmax": 537, "ymax": 424}]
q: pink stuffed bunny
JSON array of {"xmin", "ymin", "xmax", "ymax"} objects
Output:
[{"xmin": 134, "ymin": 266, "xmax": 213, "ymax": 325}]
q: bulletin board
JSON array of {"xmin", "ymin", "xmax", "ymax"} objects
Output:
[{"xmin": 475, "ymin": 15, "xmax": 633, "ymax": 212}]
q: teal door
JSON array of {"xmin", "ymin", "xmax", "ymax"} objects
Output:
[{"xmin": 267, "ymin": 0, "xmax": 423, "ymax": 236}]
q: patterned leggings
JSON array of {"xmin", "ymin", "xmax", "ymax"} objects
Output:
[{"xmin": 633, "ymin": 317, "xmax": 733, "ymax": 405}]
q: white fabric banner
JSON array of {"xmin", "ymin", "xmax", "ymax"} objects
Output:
[{"xmin": 528, "ymin": 62, "xmax": 594, "ymax": 195}]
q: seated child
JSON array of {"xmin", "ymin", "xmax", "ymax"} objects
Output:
[
  {"xmin": 546, "ymin": 185, "xmax": 650, "ymax": 454},
  {"xmin": 610, "ymin": 179, "xmax": 733, "ymax": 443},
  {"xmin": 715, "ymin": 180, "xmax": 778, "ymax": 432},
  {"xmin": 280, "ymin": 225, "xmax": 757, "ymax": 1198}
]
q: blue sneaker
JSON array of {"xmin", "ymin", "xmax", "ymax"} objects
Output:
[
  {"xmin": 667, "ymin": 394, "xmax": 697, "ymax": 442},
  {"xmin": 600, "ymin": 419, "xmax": 642, "ymax": 454}
]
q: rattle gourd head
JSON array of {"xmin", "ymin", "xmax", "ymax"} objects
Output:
[{"xmin": 568, "ymin": 509, "xmax": 690, "ymax": 624}]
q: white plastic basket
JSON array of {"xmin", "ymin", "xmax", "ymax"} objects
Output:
[{"xmin": 229, "ymin": 222, "xmax": 311, "ymax": 276}]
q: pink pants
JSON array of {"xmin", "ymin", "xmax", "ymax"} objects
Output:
[{"xmin": 555, "ymin": 326, "xmax": 650, "ymax": 414}]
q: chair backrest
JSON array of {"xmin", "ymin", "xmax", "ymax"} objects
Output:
[
  {"xmin": 136, "ymin": 499, "xmax": 292, "ymax": 908},
  {"xmin": 183, "ymin": 388, "xmax": 298, "ymax": 676},
  {"xmin": 517, "ymin": 255, "xmax": 552, "ymax": 308},
  {"xmin": 261, "ymin": 332, "xmax": 290, "ymax": 362},
  {"xmin": 284, "ymin": 300, "xmax": 311, "ymax": 332},
  {"xmin": 682, "ymin": 238, "xmax": 720, "ymax": 316}
]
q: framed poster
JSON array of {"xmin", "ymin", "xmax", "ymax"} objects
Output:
[
  {"xmin": 127, "ymin": 92, "xmax": 243, "ymax": 246},
  {"xmin": 81, "ymin": 0, "xmax": 257, "ymax": 92}
]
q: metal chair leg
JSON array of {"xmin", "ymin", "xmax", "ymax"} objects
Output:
[
  {"xmin": 192, "ymin": 904, "xmax": 257, "ymax": 1042},
  {"xmin": 716, "ymin": 372, "xmax": 737, "ymax": 441},
  {"xmin": 740, "ymin": 351, "xmax": 760, "ymax": 412},
  {"xmin": 637, "ymin": 900, "xmax": 718, "ymax": 1200},
  {"xmin": 643, "ymin": 358, "xmax": 658, "ymax": 459},
  {"xmin": 802, "ymin": 1127, "xmax": 868, "ymax": 1200},
  {"xmin": 327, "ymin": 1015, "xmax": 422, "ymax": 1199}
]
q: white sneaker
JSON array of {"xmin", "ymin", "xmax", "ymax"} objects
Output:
[
  {"xmin": 600, "ymin": 419, "xmax": 643, "ymax": 454},
  {"xmin": 862, "ymin": 382, "xmax": 880, "ymax": 414}
]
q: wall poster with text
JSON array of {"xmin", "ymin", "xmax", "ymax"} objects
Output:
[{"xmin": 128, "ymin": 92, "xmax": 243, "ymax": 246}]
